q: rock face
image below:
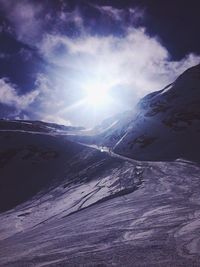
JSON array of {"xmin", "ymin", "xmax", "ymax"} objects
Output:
[{"xmin": 110, "ymin": 64, "xmax": 200, "ymax": 161}]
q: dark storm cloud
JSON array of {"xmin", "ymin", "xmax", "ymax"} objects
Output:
[{"xmin": 0, "ymin": 0, "xmax": 200, "ymax": 126}]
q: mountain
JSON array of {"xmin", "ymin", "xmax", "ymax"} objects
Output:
[
  {"xmin": 1, "ymin": 65, "xmax": 200, "ymax": 266},
  {"xmin": 68, "ymin": 110, "xmax": 135, "ymax": 147},
  {"xmin": 113, "ymin": 64, "xmax": 200, "ymax": 161},
  {"xmin": 0, "ymin": 119, "xmax": 85, "ymax": 133},
  {"xmin": 1, "ymin": 120, "xmax": 200, "ymax": 266},
  {"xmin": 0, "ymin": 119, "xmax": 141, "ymax": 213},
  {"xmin": 72, "ymin": 64, "xmax": 200, "ymax": 162}
]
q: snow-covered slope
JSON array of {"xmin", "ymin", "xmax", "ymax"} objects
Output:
[
  {"xmin": 79, "ymin": 64, "xmax": 199, "ymax": 162},
  {"xmin": 0, "ymin": 120, "xmax": 141, "ymax": 236},
  {"xmin": 67, "ymin": 110, "xmax": 135, "ymax": 148},
  {"xmin": 0, "ymin": 119, "xmax": 84, "ymax": 133},
  {"xmin": 67, "ymin": 65, "xmax": 200, "ymax": 163},
  {"xmin": 1, "ymin": 120, "xmax": 200, "ymax": 266},
  {"xmin": 114, "ymin": 64, "xmax": 200, "ymax": 161},
  {"xmin": 1, "ymin": 63, "xmax": 200, "ymax": 265}
]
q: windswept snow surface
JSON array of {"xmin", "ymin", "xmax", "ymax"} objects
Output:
[{"xmin": 0, "ymin": 121, "xmax": 200, "ymax": 266}]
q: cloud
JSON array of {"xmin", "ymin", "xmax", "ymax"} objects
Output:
[
  {"xmin": 129, "ymin": 8, "xmax": 145, "ymax": 24},
  {"xmin": 0, "ymin": 1, "xmax": 200, "ymax": 126},
  {"xmin": 35, "ymin": 26, "xmax": 200, "ymax": 126},
  {"xmin": 0, "ymin": 1, "xmax": 144, "ymax": 47},
  {"xmin": 59, "ymin": 8, "xmax": 83, "ymax": 28},
  {"xmin": 23, "ymin": 74, "xmax": 72, "ymax": 126},
  {"xmin": 0, "ymin": 78, "xmax": 39, "ymax": 109},
  {"xmin": 93, "ymin": 5, "xmax": 145, "ymax": 26},
  {"xmin": 0, "ymin": 0, "xmax": 44, "ymax": 44},
  {"xmin": 40, "ymin": 27, "xmax": 200, "ymax": 98},
  {"xmin": 95, "ymin": 5, "xmax": 125, "ymax": 21},
  {"xmin": 0, "ymin": 53, "xmax": 10, "ymax": 59},
  {"xmin": 0, "ymin": 0, "xmax": 84, "ymax": 46}
]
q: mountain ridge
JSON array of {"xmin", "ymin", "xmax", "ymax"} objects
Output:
[{"xmin": 68, "ymin": 64, "xmax": 200, "ymax": 162}]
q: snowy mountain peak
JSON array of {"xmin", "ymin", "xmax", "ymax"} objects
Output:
[
  {"xmin": 57, "ymin": 64, "xmax": 200, "ymax": 162},
  {"xmin": 112, "ymin": 64, "xmax": 200, "ymax": 161}
]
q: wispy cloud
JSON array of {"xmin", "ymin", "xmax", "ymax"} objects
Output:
[
  {"xmin": 0, "ymin": 0, "xmax": 84, "ymax": 46},
  {"xmin": 0, "ymin": 0, "xmax": 44, "ymax": 44},
  {"xmin": 95, "ymin": 5, "xmax": 125, "ymax": 21},
  {"xmin": 0, "ymin": 78, "xmax": 39, "ymax": 109},
  {"xmin": 94, "ymin": 5, "xmax": 145, "ymax": 25}
]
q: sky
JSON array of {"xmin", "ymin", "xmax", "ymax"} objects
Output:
[{"xmin": 0, "ymin": 0, "xmax": 200, "ymax": 127}]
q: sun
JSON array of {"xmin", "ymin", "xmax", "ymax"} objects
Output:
[
  {"xmin": 85, "ymin": 84, "xmax": 111, "ymax": 108},
  {"xmin": 86, "ymin": 89, "xmax": 108, "ymax": 106}
]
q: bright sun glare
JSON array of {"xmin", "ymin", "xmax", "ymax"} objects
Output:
[
  {"xmin": 85, "ymin": 84, "xmax": 110, "ymax": 108},
  {"xmin": 87, "ymin": 89, "xmax": 108, "ymax": 105}
]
